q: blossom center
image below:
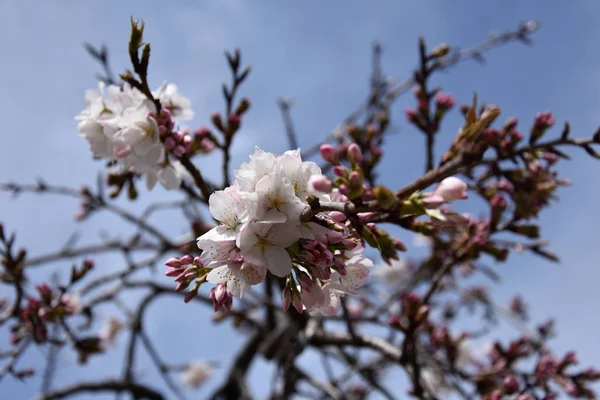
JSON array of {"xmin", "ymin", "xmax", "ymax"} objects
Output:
[{"xmin": 267, "ymin": 195, "xmax": 285, "ymax": 210}]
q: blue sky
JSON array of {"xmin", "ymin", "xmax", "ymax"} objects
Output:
[{"xmin": 1, "ymin": 1, "xmax": 600, "ymax": 398}]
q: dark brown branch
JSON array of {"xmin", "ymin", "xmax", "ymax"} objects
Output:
[
  {"xmin": 35, "ymin": 379, "xmax": 164, "ymax": 400},
  {"xmin": 278, "ymin": 98, "xmax": 299, "ymax": 150},
  {"xmin": 307, "ymin": 330, "xmax": 402, "ymax": 363},
  {"xmin": 209, "ymin": 332, "xmax": 263, "ymax": 400}
]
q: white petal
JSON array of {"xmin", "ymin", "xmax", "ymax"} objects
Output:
[
  {"xmin": 264, "ymin": 247, "xmax": 292, "ymax": 277},
  {"xmin": 158, "ymin": 165, "xmax": 181, "ymax": 190}
]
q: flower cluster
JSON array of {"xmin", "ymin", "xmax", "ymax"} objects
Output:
[
  {"xmin": 166, "ymin": 147, "xmax": 374, "ymax": 315},
  {"xmin": 75, "ymin": 81, "xmax": 194, "ymax": 190}
]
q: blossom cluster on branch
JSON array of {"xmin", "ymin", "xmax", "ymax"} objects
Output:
[
  {"xmin": 166, "ymin": 147, "xmax": 377, "ymax": 315},
  {"xmin": 75, "ymin": 81, "xmax": 195, "ymax": 190}
]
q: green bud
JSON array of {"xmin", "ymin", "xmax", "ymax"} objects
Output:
[
  {"xmin": 361, "ymin": 226, "xmax": 379, "ymax": 249},
  {"xmin": 373, "ymin": 186, "xmax": 397, "ymax": 210}
]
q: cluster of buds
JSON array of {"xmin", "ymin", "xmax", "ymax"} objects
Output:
[
  {"xmin": 164, "ymin": 255, "xmax": 208, "ymax": 303},
  {"xmin": 321, "ymin": 143, "xmax": 369, "ymax": 201},
  {"xmin": 530, "ymin": 110, "xmax": 556, "ymax": 143},
  {"xmin": 320, "ymin": 122, "xmax": 386, "ymax": 184},
  {"xmin": 211, "ymin": 102, "xmax": 248, "ymax": 138},
  {"xmin": 441, "ymin": 101, "xmax": 502, "ymax": 165},
  {"xmin": 192, "ymin": 127, "xmax": 217, "ymax": 154},
  {"xmin": 479, "ymin": 116, "xmax": 523, "ymax": 154},
  {"xmin": 152, "ymin": 109, "xmax": 194, "ymax": 157},
  {"xmin": 70, "ymin": 257, "xmax": 95, "ymax": 284},
  {"xmin": 11, "ymin": 284, "xmax": 80, "ymax": 344},
  {"xmin": 479, "ymin": 339, "xmax": 600, "ymax": 399},
  {"xmin": 153, "ymin": 108, "xmax": 175, "ymax": 136},
  {"xmin": 405, "ymin": 88, "xmax": 456, "ymax": 133},
  {"xmin": 164, "ymin": 130, "xmax": 192, "ymax": 157}
]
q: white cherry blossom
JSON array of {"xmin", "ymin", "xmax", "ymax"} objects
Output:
[
  {"xmin": 76, "ymin": 81, "xmax": 193, "ymax": 191},
  {"xmin": 153, "ymin": 81, "xmax": 194, "ymax": 121},
  {"xmin": 206, "ymin": 261, "xmax": 266, "ymax": 298},
  {"xmin": 238, "ymin": 221, "xmax": 299, "ymax": 277},
  {"xmin": 276, "ymin": 149, "xmax": 324, "ymax": 200},
  {"xmin": 234, "ymin": 147, "xmax": 277, "ymax": 192},
  {"xmin": 244, "ymin": 168, "xmax": 307, "ymax": 224}
]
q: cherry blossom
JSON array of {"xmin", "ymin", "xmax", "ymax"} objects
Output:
[
  {"xmin": 172, "ymin": 148, "xmax": 375, "ymax": 313},
  {"xmin": 76, "ymin": 81, "xmax": 194, "ymax": 190}
]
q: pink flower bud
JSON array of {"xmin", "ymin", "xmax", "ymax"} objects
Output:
[
  {"xmin": 534, "ymin": 110, "xmax": 555, "ymax": 129},
  {"xmin": 435, "ymin": 92, "xmax": 455, "ymax": 110},
  {"xmin": 328, "ymin": 211, "xmax": 346, "ymax": 222},
  {"xmin": 392, "ymin": 238, "xmax": 406, "ymax": 251},
  {"xmin": 358, "ymin": 212, "xmax": 374, "ymax": 222},
  {"xmin": 349, "ymin": 171, "xmax": 362, "ymax": 188},
  {"xmin": 282, "ymin": 289, "xmax": 292, "ymax": 311},
  {"xmin": 342, "ymin": 239, "xmax": 358, "ymax": 250},
  {"xmin": 347, "ymin": 143, "xmax": 363, "ymax": 163},
  {"xmin": 181, "ymin": 255, "xmax": 193, "ymax": 264},
  {"xmin": 174, "ymin": 145, "xmax": 187, "ymax": 157},
  {"xmin": 209, "ymin": 283, "xmax": 233, "ymax": 312},
  {"xmin": 404, "ymin": 108, "xmax": 419, "ymax": 123},
  {"xmin": 504, "ymin": 116, "xmax": 518, "ymax": 130},
  {"xmin": 296, "ymin": 272, "xmax": 313, "ymax": 292},
  {"xmin": 36, "ymin": 284, "xmax": 52, "ymax": 301},
  {"xmin": 420, "ymin": 193, "xmax": 445, "ymax": 208},
  {"xmin": 503, "ymin": 375, "xmax": 519, "ymax": 394},
  {"xmin": 195, "ymin": 127, "xmax": 210, "ymax": 138},
  {"xmin": 433, "ymin": 177, "xmax": 468, "ymax": 202},
  {"xmin": 292, "ymin": 295, "xmax": 304, "ymax": 313},
  {"xmin": 227, "ymin": 113, "xmax": 241, "ymax": 125},
  {"xmin": 309, "ymin": 175, "xmax": 333, "ymax": 193},
  {"xmin": 326, "ymin": 230, "xmax": 344, "ymax": 244},
  {"xmin": 164, "ymin": 137, "xmax": 176, "ymax": 150},
  {"xmin": 333, "ymin": 166, "xmax": 347, "ymax": 177},
  {"xmin": 184, "ymin": 289, "xmax": 197, "ymax": 304},
  {"xmin": 164, "ymin": 267, "xmax": 182, "ymax": 277},
  {"xmin": 171, "ymin": 131, "xmax": 182, "ymax": 142},
  {"xmin": 320, "ymin": 144, "xmax": 337, "ymax": 163},
  {"xmin": 165, "ymin": 257, "xmax": 182, "ymax": 268}
]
